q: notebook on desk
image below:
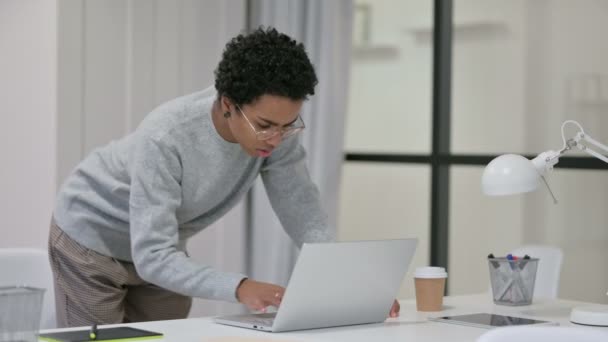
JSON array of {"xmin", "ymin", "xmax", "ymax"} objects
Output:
[{"xmin": 214, "ymin": 239, "xmax": 418, "ymax": 332}]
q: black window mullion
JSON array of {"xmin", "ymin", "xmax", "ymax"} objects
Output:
[
  {"xmin": 430, "ymin": 0, "xmax": 453, "ymax": 284},
  {"xmin": 346, "ymin": 154, "xmax": 608, "ymax": 170}
]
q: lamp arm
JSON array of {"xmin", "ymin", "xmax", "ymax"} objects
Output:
[
  {"xmin": 573, "ymin": 132, "xmax": 608, "ymax": 164},
  {"xmin": 558, "ymin": 120, "xmax": 608, "ymax": 164},
  {"xmin": 530, "ymin": 120, "xmax": 607, "ymax": 204}
]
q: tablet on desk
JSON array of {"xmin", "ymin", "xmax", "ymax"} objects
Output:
[{"xmin": 429, "ymin": 313, "xmax": 559, "ymax": 329}]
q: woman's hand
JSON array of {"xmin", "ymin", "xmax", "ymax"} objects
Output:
[
  {"xmin": 236, "ymin": 279, "xmax": 286, "ymax": 312},
  {"xmin": 389, "ymin": 299, "xmax": 400, "ymax": 317}
]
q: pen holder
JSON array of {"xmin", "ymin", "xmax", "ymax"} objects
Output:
[
  {"xmin": 488, "ymin": 258, "xmax": 538, "ymax": 306},
  {"xmin": 0, "ymin": 286, "xmax": 45, "ymax": 342}
]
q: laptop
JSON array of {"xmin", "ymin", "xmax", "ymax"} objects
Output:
[{"xmin": 214, "ymin": 239, "xmax": 418, "ymax": 332}]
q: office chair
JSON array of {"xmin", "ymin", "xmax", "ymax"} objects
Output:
[
  {"xmin": 509, "ymin": 245, "xmax": 563, "ymax": 299},
  {"xmin": 0, "ymin": 248, "xmax": 57, "ymax": 329},
  {"xmin": 477, "ymin": 326, "xmax": 608, "ymax": 342}
]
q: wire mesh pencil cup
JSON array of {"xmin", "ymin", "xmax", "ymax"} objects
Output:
[
  {"xmin": 488, "ymin": 258, "xmax": 539, "ymax": 306},
  {"xmin": 0, "ymin": 286, "xmax": 45, "ymax": 342}
]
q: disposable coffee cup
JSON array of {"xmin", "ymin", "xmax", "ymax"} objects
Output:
[{"xmin": 414, "ymin": 267, "xmax": 447, "ymax": 312}]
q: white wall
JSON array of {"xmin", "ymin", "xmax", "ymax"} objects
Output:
[{"xmin": 0, "ymin": 0, "xmax": 57, "ymax": 249}]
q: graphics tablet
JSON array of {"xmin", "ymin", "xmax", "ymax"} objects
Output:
[{"xmin": 39, "ymin": 326, "xmax": 162, "ymax": 341}]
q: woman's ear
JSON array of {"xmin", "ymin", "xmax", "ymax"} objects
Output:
[{"xmin": 220, "ymin": 95, "xmax": 232, "ymax": 113}]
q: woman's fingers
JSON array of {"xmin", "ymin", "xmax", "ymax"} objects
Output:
[
  {"xmin": 237, "ymin": 279, "xmax": 285, "ymax": 311},
  {"xmin": 270, "ymin": 288, "xmax": 284, "ymax": 307},
  {"xmin": 389, "ymin": 299, "xmax": 400, "ymax": 317}
]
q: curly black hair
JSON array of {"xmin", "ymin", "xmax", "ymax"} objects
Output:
[{"xmin": 214, "ymin": 27, "xmax": 318, "ymax": 106}]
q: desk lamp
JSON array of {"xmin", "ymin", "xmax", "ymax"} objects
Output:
[{"xmin": 481, "ymin": 120, "xmax": 608, "ymax": 327}]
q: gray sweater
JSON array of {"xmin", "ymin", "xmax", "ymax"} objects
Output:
[{"xmin": 53, "ymin": 87, "xmax": 333, "ymax": 303}]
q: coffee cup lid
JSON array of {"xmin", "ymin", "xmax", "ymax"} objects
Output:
[{"xmin": 414, "ymin": 266, "xmax": 447, "ymax": 279}]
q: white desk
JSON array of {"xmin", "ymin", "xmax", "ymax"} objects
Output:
[{"xmin": 40, "ymin": 293, "xmax": 607, "ymax": 341}]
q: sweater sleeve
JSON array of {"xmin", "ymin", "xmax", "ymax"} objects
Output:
[
  {"xmin": 129, "ymin": 133, "xmax": 246, "ymax": 302},
  {"xmin": 260, "ymin": 137, "xmax": 336, "ymax": 247}
]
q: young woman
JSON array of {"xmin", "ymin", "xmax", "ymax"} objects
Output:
[{"xmin": 49, "ymin": 27, "xmax": 399, "ymax": 327}]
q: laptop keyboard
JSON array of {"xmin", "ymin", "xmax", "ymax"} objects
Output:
[{"xmin": 235, "ymin": 313, "xmax": 276, "ymax": 327}]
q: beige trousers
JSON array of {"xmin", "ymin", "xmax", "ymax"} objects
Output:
[{"xmin": 48, "ymin": 218, "xmax": 192, "ymax": 327}]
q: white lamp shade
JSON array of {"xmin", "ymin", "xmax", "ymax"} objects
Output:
[{"xmin": 482, "ymin": 154, "xmax": 541, "ymax": 196}]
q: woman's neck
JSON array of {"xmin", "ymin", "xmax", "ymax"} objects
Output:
[{"xmin": 211, "ymin": 99, "xmax": 238, "ymax": 143}]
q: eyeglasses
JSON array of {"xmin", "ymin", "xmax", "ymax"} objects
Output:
[{"xmin": 236, "ymin": 104, "xmax": 305, "ymax": 141}]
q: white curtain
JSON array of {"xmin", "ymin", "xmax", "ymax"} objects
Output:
[{"xmin": 247, "ymin": 0, "xmax": 354, "ymax": 285}]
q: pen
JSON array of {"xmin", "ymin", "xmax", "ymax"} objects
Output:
[
  {"xmin": 506, "ymin": 253, "xmax": 516, "ymax": 270},
  {"xmin": 89, "ymin": 324, "xmax": 98, "ymax": 340},
  {"xmin": 519, "ymin": 254, "xmax": 530, "ymax": 270},
  {"xmin": 487, "ymin": 253, "xmax": 500, "ymax": 269}
]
